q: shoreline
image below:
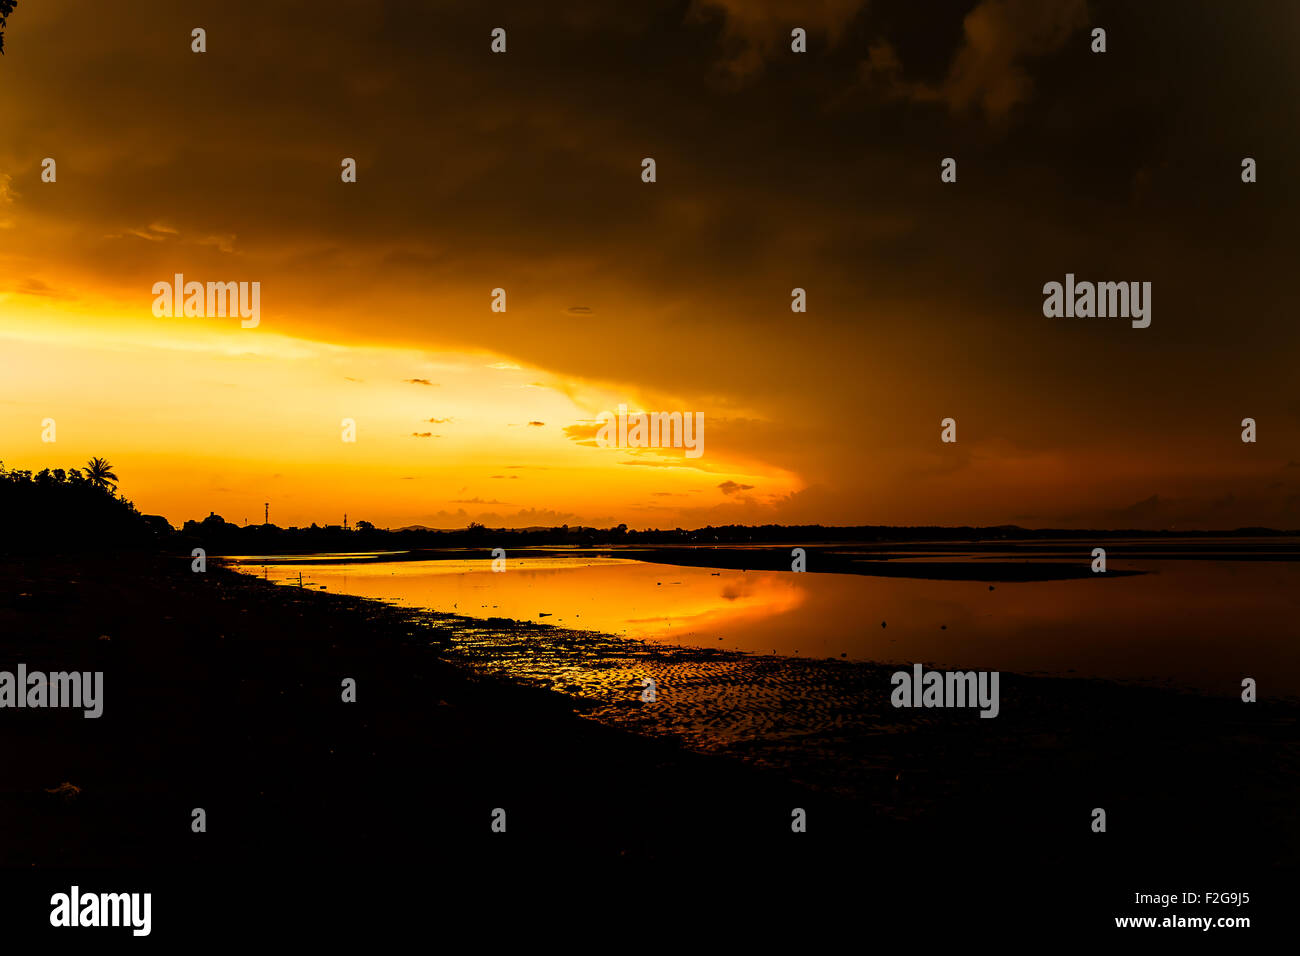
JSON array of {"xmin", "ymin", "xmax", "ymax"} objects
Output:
[
  {"xmin": 1, "ymin": 552, "xmax": 838, "ymax": 869},
  {"xmin": 2, "ymin": 550, "xmax": 1296, "ymax": 892},
  {"xmin": 219, "ymin": 556, "xmax": 1300, "ymax": 847}
]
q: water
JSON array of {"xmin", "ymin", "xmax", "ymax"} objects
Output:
[{"xmin": 231, "ymin": 545, "xmax": 1300, "ymax": 695}]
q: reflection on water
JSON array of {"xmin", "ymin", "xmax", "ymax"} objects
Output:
[{"xmin": 232, "ymin": 549, "xmax": 1300, "ymax": 694}]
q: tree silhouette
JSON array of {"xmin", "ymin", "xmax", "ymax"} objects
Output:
[
  {"xmin": 0, "ymin": 1, "xmax": 17, "ymax": 56},
  {"xmin": 85, "ymin": 457, "xmax": 119, "ymax": 492},
  {"xmin": 1, "ymin": 458, "xmax": 163, "ymax": 553}
]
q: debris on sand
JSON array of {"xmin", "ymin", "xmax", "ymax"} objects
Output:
[{"xmin": 45, "ymin": 781, "xmax": 82, "ymax": 803}]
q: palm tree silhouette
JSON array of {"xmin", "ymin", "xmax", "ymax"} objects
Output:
[
  {"xmin": 85, "ymin": 457, "xmax": 118, "ymax": 492},
  {"xmin": 0, "ymin": 0, "xmax": 16, "ymax": 56}
]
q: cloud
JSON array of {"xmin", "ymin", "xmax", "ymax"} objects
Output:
[
  {"xmin": 106, "ymin": 222, "xmax": 179, "ymax": 243},
  {"xmin": 946, "ymin": 0, "xmax": 1089, "ymax": 116},
  {"xmin": 99, "ymin": 221, "xmax": 238, "ymax": 254},
  {"xmin": 691, "ymin": 0, "xmax": 867, "ymax": 80},
  {"xmin": 0, "ymin": 173, "xmax": 14, "ymax": 228},
  {"xmin": 196, "ymin": 233, "xmax": 238, "ymax": 254},
  {"xmin": 8, "ymin": 0, "xmax": 1296, "ymax": 532},
  {"xmin": 410, "ymin": 432, "xmax": 440, "ymax": 438},
  {"xmin": 563, "ymin": 420, "xmax": 603, "ymax": 446},
  {"xmin": 718, "ymin": 480, "xmax": 755, "ymax": 496},
  {"xmin": 404, "ymin": 378, "xmax": 438, "ymax": 386},
  {"xmin": 6, "ymin": 277, "xmax": 70, "ymax": 299},
  {"xmin": 617, "ymin": 457, "xmax": 720, "ymax": 474},
  {"xmin": 427, "ymin": 416, "xmax": 453, "ymax": 423},
  {"xmin": 861, "ymin": 0, "xmax": 1089, "ymax": 119}
]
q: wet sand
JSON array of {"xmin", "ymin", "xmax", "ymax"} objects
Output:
[{"xmin": 444, "ymin": 612, "xmax": 1300, "ymax": 840}]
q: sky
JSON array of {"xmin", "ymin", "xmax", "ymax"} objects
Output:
[{"xmin": 1, "ymin": 0, "xmax": 1298, "ymax": 530}]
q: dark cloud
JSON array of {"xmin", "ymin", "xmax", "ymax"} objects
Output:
[
  {"xmin": 718, "ymin": 480, "xmax": 756, "ymax": 496},
  {"xmin": 4, "ymin": 0, "xmax": 1298, "ymax": 527},
  {"xmin": 689, "ymin": 0, "xmax": 868, "ymax": 81},
  {"xmin": 862, "ymin": 0, "xmax": 1089, "ymax": 118}
]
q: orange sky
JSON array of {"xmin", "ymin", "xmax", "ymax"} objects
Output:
[{"xmin": 2, "ymin": 0, "xmax": 1298, "ymax": 530}]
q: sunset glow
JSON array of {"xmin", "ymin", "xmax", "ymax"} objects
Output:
[{"xmin": 3, "ymin": 0, "xmax": 1297, "ymax": 531}]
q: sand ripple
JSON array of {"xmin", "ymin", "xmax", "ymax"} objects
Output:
[{"xmin": 439, "ymin": 618, "xmax": 985, "ymax": 804}]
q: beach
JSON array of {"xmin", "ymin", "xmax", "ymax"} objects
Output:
[{"xmin": 2, "ymin": 547, "xmax": 1295, "ymax": 924}]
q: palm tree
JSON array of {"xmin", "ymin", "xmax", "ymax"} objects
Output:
[
  {"xmin": 85, "ymin": 457, "xmax": 118, "ymax": 492},
  {"xmin": 0, "ymin": 1, "xmax": 16, "ymax": 56}
]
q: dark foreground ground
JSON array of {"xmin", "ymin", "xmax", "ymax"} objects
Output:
[{"xmin": 0, "ymin": 552, "xmax": 1294, "ymax": 940}]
